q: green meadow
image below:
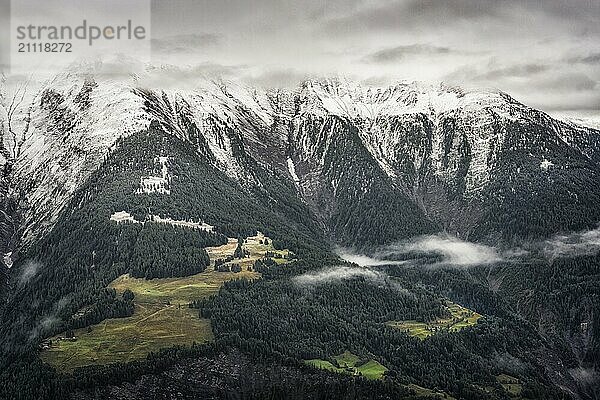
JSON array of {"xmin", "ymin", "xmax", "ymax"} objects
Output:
[
  {"xmin": 387, "ymin": 300, "xmax": 482, "ymax": 340},
  {"xmin": 41, "ymin": 234, "xmax": 289, "ymax": 371},
  {"xmin": 304, "ymin": 351, "xmax": 388, "ymax": 380},
  {"xmin": 40, "ymin": 304, "xmax": 212, "ymax": 371},
  {"xmin": 496, "ymin": 374, "xmax": 523, "ymax": 396}
]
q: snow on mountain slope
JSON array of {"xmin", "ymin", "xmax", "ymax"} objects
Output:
[
  {"xmin": 297, "ymin": 78, "xmax": 517, "ymax": 119},
  {"xmin": 13, "ymin": 71, "xmax": 151, "ymax": 245},
  {"xmin": 293, "ymin": 79, "xmax": 509, "ymax": 194},
  {"xmin": 5, "ymin": 65, "xmax": 600, "ymax": 248},
  {"xmin": 552, "ymin": 112, "xmax": 600, "ymax": 131},
  {"xmin": 294, "ymin": 78, "xmax": 599, "ymax": 196},
  {"xmin": 8, "ymin": 65, "xmax": 297, "ymax": 246}
]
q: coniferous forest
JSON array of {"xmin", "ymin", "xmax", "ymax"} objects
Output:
[{"xmin": 0, "ymin": 118, "xmax": 598, "ymax": 400}]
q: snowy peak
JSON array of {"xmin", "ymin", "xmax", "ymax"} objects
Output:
[
  {"xmin": 3, "ymin": 65, "xmax": 600, "ymax": 249},
  {"xmin": 11, "ymin": 72, "xmax": 151, "ymax": 244},
  {"xmin": 292, "ymin": 77, "xmax": 600, "ymax": 198},
  {"xmin": 295, "ymin": 78, "xmax": 523, "ymax": 120}
]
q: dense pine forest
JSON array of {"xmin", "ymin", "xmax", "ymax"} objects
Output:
[{"xmin": 0, "ymin": 124, "xmax": 597, "ymax": 400}]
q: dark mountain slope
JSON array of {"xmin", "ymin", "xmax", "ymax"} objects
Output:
[
  {"xmin": 290, "ymin": 114, "xmax": 437, "ymax": 247},
  {"xmin": 0, "ymin": 121, "xmax": 327, "ymax": 367}
]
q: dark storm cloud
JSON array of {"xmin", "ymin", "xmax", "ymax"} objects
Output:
[
  {"xmin": 482, "ymin": 64, "xmax": 550, "ymax": 79},
  {"xmin": 411, "ymin": 0, "xmax": 598, "ymax": 21},
  {"xmin": 566, "ymin": 53, "xmax": 600, "ymax": 65},
  {"xmin": 151, "ymin": 33, "xmax": 221, "ymax": 54},
  {"xmin": 322, "ymin": 0, "xmax": 600, "ymax": 33},
  {"xmin": 448, "ymin": 63, "xmax": 551, "ymax": 81},
  {"xmin": 322, "ymin": 0, "xmax": 502, "ymax": 33},
  {"xmin": 245, "ymin": 68, "xmax": 309, "ymax": 89},
  {"xmin": 534, "ymin": 72, "xmax": 597, "ymax": 92},
  {"xmin": 364, "ymin": 44, "xmax": 453, "ymax": 63},
  {"xmin": 145, "ymin": 0, "xmax": 599, "ymax": 117},
  {"xmin": 6, "ymin": 0, "xmax": 593, "ymax": 118}
]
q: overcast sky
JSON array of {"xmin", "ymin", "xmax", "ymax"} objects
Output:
[
  {"xmin": 3, "ymin": 0, "xmax": 598, "ymax": 119},
  {"xmin": 149, "ymin": 0, "xmax": 600, "ymax": 118}
]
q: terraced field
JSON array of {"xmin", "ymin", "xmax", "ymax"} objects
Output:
[
  {"xmin": 386, "ymin": 301, "xmax": 482, "ymax": 340},
  {"xmin": 41, "ymin": 233, "xmax": 289, "ymax": 371}
]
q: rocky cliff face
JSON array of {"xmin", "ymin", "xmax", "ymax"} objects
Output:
[
  {"xmin": 3, "ymin": 67, "xmax": 599, "ymax": 251},
  {"xmin": 289, "ymin": 79, "xmax": 600, "ymax": 241},
  {"xmin": 0, "ymin": 157, "xmax": 12, "ymax": 301}
]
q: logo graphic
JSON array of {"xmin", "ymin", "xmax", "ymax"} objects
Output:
[{"xmin": 8, "ymin": 0, "xmax": 151, "ymax": 74}]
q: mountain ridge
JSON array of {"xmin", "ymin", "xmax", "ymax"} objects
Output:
[
  {"xmin": 1, "ymin": 67, "xmax": 599, "ymax": 256},
  {"xmin": 1, "ymin": 67, "xmax": 599, "ymax": 399}
]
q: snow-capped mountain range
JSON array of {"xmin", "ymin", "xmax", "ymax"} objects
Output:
[{"xmin": 1, "ymin": 63, "xmax": 600, "ymax": 261}]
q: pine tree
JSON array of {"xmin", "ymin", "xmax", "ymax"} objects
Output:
[{"xmin": 234, "ymin": 237, "xmax": 245, "ymax": 259}]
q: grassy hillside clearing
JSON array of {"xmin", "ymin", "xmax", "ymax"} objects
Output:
[
  {"xmin": 386, "ymin": 301, "xmax": 482, "ymax": 340},
  {"xmin": 304, "ymin": 351, "xmax": 388, "ymax": 380},
  {"xmin": 41, "ymin": 234, "xmax": 290, "ymax": 371}
]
